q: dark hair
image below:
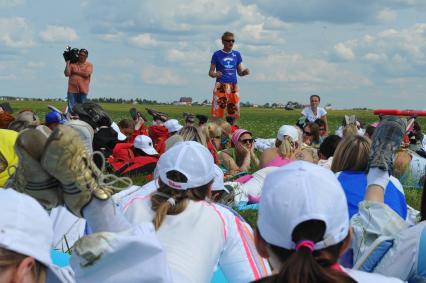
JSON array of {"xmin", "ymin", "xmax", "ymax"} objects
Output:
[
  {"xmin": 118, "ymin": 119, "xmax": 135, "ymax": 129},
  {"xmin": 414, "ymin": 121, "xmax": 422, "ymax": 132},
  {"xmin": 151, "ymin": 170, "xmax": 211, "ymax": 230},
  {"xmin": 256, "ymin": 220, "xmax": 355, "ymax": 283},
  {"xmin": 314, "ymin": 118, "xmax": 326, "ymax": 128},
  {"xmin": 221, "ymin": 31, "xmax": 234, "ymax": 40},
  {"xmin": 365, "ymin": 125, "xmax": 376, "ymax": 139},
  {"xmin": 310, "ymin": 95, "xmax": 320, "ymax": 102},
  {"xmin": 319, "ymin": 135, "xmax": 342, "ymax": 159}
]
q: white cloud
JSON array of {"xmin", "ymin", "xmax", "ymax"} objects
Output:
[
  {"xmin": 129, "ymin": 33, "xmax": 157, "ymax": 47},
  {"xmin": 251, "ymin": 52, "xmax": 371, "ymax": 89},
  {"xmin": 141, "ymin": 65, "xmax": 185, "ymax": 85},
  {"xmin": 334, "ymin": 43, "xmax": 355, "ymax": 60},
  {"xmin": 0, "ymin": 17, "xmax": 35, "ymax": 48},
  {"xmin": 39, "ymin": 25, "xmax": 78, "ymax": 42},
  {"xmin": 0, "ymin": 0, "xmax": 24, "ymax": 7},
  {"xmin": 27, "ymin": 61, "xmax": 45, "ymax": 68},
  {"xmin": 364, "ymin": 52, "xmax": 387, "ymax": 62},
  {"xmin": 376, "ymin": 8, "xmax": 397, "ymax": 22},
  {"xmin": 97, "ymin": 32, "xmax": 124, "ymax": 42}
]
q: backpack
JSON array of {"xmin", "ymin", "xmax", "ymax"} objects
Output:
[{"xmin": 72, "ymin": 102, "xmax": 112, "ymax": 129}]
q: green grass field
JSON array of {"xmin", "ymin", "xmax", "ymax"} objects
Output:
[{"xmin": 4, "ymin": 100, "xmax": 424, "ymax": 216}]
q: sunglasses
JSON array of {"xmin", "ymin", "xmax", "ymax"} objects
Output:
[
  {"xmin": 223, "ymin": 39, "xmax": 235, "ymax": 43},
  {"xmin": 303, "ymin": 131, "xmax": 312, "ymax": 136},
  {"xmin": 319, "ymin": 128, "xmax": 326, "ymax": 131},
  {"xmin": 240, "ymin": 138, "xmax": 254, "ymax": 145}
]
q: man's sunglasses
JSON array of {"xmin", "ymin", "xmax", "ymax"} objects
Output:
[
  {"xmin": 223, "ymin": 39, "xmax": 235, "ymax": 43},
  {"xmin": 240, "ymin": 138, "xmax": 254, "ymax": 144}
]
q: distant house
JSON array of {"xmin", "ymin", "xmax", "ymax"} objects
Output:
[{"xmin": 179, "ymin": 97, "xmax": 192, "ymax": 106}]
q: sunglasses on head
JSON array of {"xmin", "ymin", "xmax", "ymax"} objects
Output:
[
  {"xmin": 223, "ymin": 39, "xmax": 235, "ymax": 43},
  {"xmin": 240, "ymin": 138, "xmax": 254, "ymax": 145},
  {"xmin": 303, "ymin": 131, "xmax": 312, "ymax": 136}
]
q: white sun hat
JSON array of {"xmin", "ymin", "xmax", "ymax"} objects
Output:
[
  {"xmin": 134, "ymin": 135, "xmax": 158, "ymax": 156},
  {"xmin": 164, "ymin": 119, "xmax": 183, "ymax": 134},
  {"xmin": 276, "ymin": 125, "xmax": 299, "ymax": 142},
  {"xmin": 257, "ymin": 161, "xmax": 349, "ymax": 250},
  {"xmin": 111, "ymin": 122, "xmax": 127, "ymax": 141},
  {"xmin": 156, "ymin": 141, "xmax": 215, "ymax": 190},
  {"xmin": 0, "ymin": 189, "xmax": 65, "ymax": 281}
]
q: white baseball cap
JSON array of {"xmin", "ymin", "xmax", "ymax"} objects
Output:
[
  {"xmin": 134, "ymin": 135, "xmax": 158, "ymax": 156},
  {"xmin": 111, "ymin": 121, "xmax": 127, "ymax": 141},
  {"xmin": 156, "ymin": 141, "xmax": 215, "ymax": 190},
  {"xmin": 0, "ymin": 189, "xmax": 63, "ymax": 281},
  {"xmin": 276, "ymin": 125, "xmax": 299, "ymax": 142},
  {"xmin": 257, "ymin": 161, "xmax": 349, "ymax": 250},
  {"xmin": 164, "ymin": 119, "xmax": 183, "ymax": 133},
  {"xmin": 211, "ymin": 164, "xmax": 225, "ymax": 191}
]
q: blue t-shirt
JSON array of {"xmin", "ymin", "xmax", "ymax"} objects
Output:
[
  {"xmin": 336, "ymin": 171, "xmax": 407, "ymax": 219},
  {"xmin": 211, "ymin": 50, "xmax": 242, "ymax": 83}
]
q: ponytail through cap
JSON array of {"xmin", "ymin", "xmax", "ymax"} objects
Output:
[{"xmin": 295, "ymin": 240, "xmax": 315, "ymax": 253}]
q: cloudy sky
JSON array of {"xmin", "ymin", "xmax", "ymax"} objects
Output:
[{"xmin": 1, "ymin": 0, "xmax": 425, "ymax": 108}]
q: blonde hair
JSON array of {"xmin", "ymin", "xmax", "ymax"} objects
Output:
[
  {"xmin": 221, "ymin": 31, "xmax": 234, "ymax": 40},
  {"xmin": 342, "ymin": 124, "xmax": 358, "ymax": 138},
  {"xmin": 0, "ymin": 248, "xmax": 46, "ymax": 283},
  {"xmin": 217, "ymin": 121, "xmax": 231, "ymax": 136},
  {"xmin": 178, "ymin": 126, "xmax": 207, "ymax": 147},
  {"xmin": 203, "ymin": 122, "xmax": 221, "ymax": 139},
  {"xmin": 331, "ymin": 135, "xmax": 371, "ymax": 173},
  {"xmin": 278, "ymin": 136, "xmax": 296, "ymax": 159},
  {"xmin": 393, "ymin": 150, "xmax": 412, "ymax": 179},
  {"xmin": 151, "ymin": 171, "xmax": 211, "ymax": 230}
]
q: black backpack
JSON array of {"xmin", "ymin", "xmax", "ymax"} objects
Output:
[{"xmin": 72, "ymin": 102, "xmax": 112, "ymax": 129}]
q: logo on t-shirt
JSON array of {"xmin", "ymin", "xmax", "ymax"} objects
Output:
[{"xmin": 223, "ymin": 57, "xmax": 234, "ymax": 69}]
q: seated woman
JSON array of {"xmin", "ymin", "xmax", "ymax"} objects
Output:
[
  {"xmin": 260, "ymin": 125, "xmax": 299, "ymax": 168},
  {"xmin": 331, "ymin": 135, "xmax": 407, "ymax": 219},
  {"xmin": 393, "ymin": 149, "xmax": 426, "ymax": 189},
  {"xmin": 302, "ymin": 122, "xmax": 320, "ymax": 148},
  {"xmin": 109, "ymin": 135, "xmax": 159, "ymax": 177},
  {"xmin": 253, "ymin": 161, "xmax": 402, "ymax": 283},
  {"xmin": 219, "ymin": 129, "xmax": 259, "ymax": 176}
]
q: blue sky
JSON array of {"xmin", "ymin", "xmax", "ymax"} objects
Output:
[{"xmin": 0, "ymin": 0, "xmax": 425, "ymax": 108}]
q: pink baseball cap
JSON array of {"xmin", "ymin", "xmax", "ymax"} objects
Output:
[{"xmin": 231, "ymin": 129, "xmax": 252, "ymax": 145}]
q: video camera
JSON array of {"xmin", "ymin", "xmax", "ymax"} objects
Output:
[{"xmin": 63, "ymin": 46, "xmax": 79, "ymax": 63}]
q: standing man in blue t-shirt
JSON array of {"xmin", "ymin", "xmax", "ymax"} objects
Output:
[{"xmin": 209, "ymin": 31, "xmax": 250, "ymax": 119}]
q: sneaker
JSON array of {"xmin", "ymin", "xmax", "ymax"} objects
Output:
[
  {"xmin": 5, "ymin": 127, "xmax": 62, "ymax": 210},
  {"xmin": 368, "ymin": 116, "xmax": 407, "ymax": 174},
  {"xmin": 41, "ymin": 125, "xmax": 115, "ymax": 217}
]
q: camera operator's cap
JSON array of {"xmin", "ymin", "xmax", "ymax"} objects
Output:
[
  {"xmin": 258, "ymin": 161, "xmax": 349, "ymax": 250},
  {"xmin": 79, "ymin": 48, "xmax": 88, "ymax": 55},
  {"xmin": 156, "ymin": 141, "xmax": 215, "ymax": 190},
  {"xmin": 0, "ymin": 189, "xmax": 63, "ymax": 281},
  {"xmin": 164, "ymin": 119, "xmax": 183, "ymax": 133},
  {"xmin": 45, "ymin": 111, "xmax": 65, "ymax": 125},
  {"xmin": 134, "ymin": 135, "xmax": 158, "ymax": 156},
  {"xmin": 277, "ymin": 125, "xmax": 299, "ymax": 142},
  {"xmin": 111, "ymin": 122, "xmax": 127, "ymax": 141}
]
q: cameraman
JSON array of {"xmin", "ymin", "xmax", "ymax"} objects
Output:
[{"xmin": 64, "ymin": 48, "xmax": 93, "ymax": 114}]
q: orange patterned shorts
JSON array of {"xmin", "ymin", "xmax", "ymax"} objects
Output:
[{"xmin": 211, "ymin": 82, "xmax": 240, "ymax": 119}]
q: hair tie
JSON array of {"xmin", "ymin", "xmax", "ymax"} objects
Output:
[
  {"xmin": 167, "ymin": 197, "xmax": 176, "ymax": 206},
  {"xmin": 295, "ymin": 240, "xmax": 315, "ymax": 253}
]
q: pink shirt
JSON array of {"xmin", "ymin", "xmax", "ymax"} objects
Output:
[{"xmin": 67, "ymin": 61, "xmax": 93, "ymax": 94}]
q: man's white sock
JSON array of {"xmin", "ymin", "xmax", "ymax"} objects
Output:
[{"xmin": 367, "ymin": 168, "xmax": 390, "ymax": 192}]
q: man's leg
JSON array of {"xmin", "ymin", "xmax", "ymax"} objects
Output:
[
  {"xmin": 67, "ymin": 92, "xmax": 77, "ymax": 114},
  {"xmin": 79, "ymin": 93, "xmax": 88, "ymax": 104},
  {"xmin": 211, "ymin": 82, "xmax": 226, "ymax": 119}
]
